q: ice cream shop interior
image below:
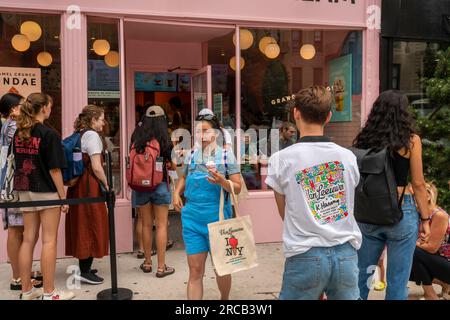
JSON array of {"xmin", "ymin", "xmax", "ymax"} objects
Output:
[{"xmin": 0, "ymin": 0, "xmax": 380, "ymax": 262}]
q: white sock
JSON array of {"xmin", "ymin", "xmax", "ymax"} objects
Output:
[
  {"xmin": 44, "ymin": 289, "xmax": 56, "ymax": 297},
  {"xmin": 22, "ymin": 289, "xmax": 32, "ymax": 296}
]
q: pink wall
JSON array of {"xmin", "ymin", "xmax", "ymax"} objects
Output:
[
  {"xmin": 238, "ymin": 193, "xmax": 284, "ymax": 244},
  {"xmin": 0, "ymin": 0, "xmax": 367, "ymax": 27},
  {"xmin": 126, "ymin": 40, "xmax": 202, "ymax": 71}
]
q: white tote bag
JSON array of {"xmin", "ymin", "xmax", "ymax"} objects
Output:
[{"xmin": 208, "ymin": 180, "xmax": 258, "ymax": 276}]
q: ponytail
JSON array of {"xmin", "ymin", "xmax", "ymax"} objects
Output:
[
  {"xmin": 73, "ymin": 105, "xmax": 104, "ymax": 132},
  {"xmin": 16, "ymin": 93, "xmax": 53, "ymax": 142}
]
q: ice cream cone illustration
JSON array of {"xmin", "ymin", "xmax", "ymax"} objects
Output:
[
  {"xmin": 333, "ymin": 79, "xmax": 345, "ymax": 112},
  {"xmin": 229, "ymin": 235, "xmax": 238, "ymax": 255}
]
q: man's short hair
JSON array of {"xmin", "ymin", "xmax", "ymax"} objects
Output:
[
  {"xmin": 281, "ymin": 121, "xmax": 295, "ymax": 131},
  {"xmin": 293, "ymin": 86, "xmax": 332, "ymax": 124}
]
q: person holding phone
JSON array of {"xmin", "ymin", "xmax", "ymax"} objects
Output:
[{"xmin": 173, "ymin": 113, "xmax": 241, "ymax": 300}]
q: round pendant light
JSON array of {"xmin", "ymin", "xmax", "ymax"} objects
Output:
[
  {"xmin": 37, "ymin": 51, "xmax": 53, "ymax": 67},
  {"xmin": 11, "ymin": 34, "xmax": 30, "ymax": 52},
  {"xmin": 20, "ymin": 21, "xmax": 42, "ymax": 42},
  {"xmin": 232, "ymin": 29, "xmax": 254, "ymax": 50},
  {"xmin": 259, "ymin": 36, "xmax": 276, "ymax": 54},
  {"xmin": 104, "ymin": 50, "xmax": 119, "ymax": 67},
  {"xmin": 229, "ymin": 56, "xmax": 245, "ymax": 71},
  {"xmin": 264, "ymin": 43, "xmax": 280, "ymax": 59},
  {"xmin": 300, "ymin": 44, "xmax": 316, "ymax": 60},
  {"xmin": 93, "ymin": 39, "xmax": 110, "ymax": 56}
]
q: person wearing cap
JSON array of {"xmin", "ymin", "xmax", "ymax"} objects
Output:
[
  {"xmin": 197, "ymin": 108, "xmax": 233, "ymax": 149},
  {"xmin": 173, "ymin": 112, "xmax": 241, "ymax": 300},
  {"xmin": 130, "ymin": 105, "xmax": 176, "ymax": 278}
]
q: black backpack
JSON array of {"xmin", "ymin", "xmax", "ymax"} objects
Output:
[{"xmin": 349, "ymin": 147, "xmax": 406, "ymax": 225}]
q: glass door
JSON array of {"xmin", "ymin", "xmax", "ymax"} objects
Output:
[{"xmin": 191, "ymin": 65, "xmax": 212, "ymax": 131}]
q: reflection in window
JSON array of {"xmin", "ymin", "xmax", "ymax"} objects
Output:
[
  {"xmin": 392, "ymin": 41, "xmax": 450, "ymax": 113},
  {"xmin": 210, "ymin": 28, "xmax": 363, "ymax": 190},
  {"xmin": 87, "ymin": 18, "xmax": 122, "ymax": 196},
  {"xmin": 0, "ymin": 13, "xmax": 61, "ymax": 133}
]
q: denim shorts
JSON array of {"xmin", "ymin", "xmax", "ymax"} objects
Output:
[
  {"xmin": 280, "ymin": 242, "xmax": 359, "ymax": 300},
  {"xmin": 131, "ymin": 182, "xmax": 172, "ymax": 207}
]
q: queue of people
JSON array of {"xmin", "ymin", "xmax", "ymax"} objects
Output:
[{"xmin": 0, "ymin": 87, "xmax": 449, "ymax": 301}]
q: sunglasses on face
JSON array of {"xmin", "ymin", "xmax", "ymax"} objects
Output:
[{"xmin": 196, "ymin": 114, "xmax": 217, "ymax": 121}]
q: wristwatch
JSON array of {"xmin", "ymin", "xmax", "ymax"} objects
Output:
[{"xmin": 420, "ymin": 216, "xmax": 431, "ymax": 222}]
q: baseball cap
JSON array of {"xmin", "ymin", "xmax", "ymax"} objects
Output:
[
  {"xmin": 198, "ymin": 108, "xmax": 214, "ymax": 116},
  {"xmin": 145, "ymin": 105, "xmax": 165, "ymax": 117}
]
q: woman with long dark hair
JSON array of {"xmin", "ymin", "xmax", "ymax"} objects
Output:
[
  {"xmin": 353, "ymin": 90, "xmax": 431, "ymax": 300},
  {"xmin": 65, "ymin": 105, "xmax": 109, "ymax": 285},
  {"xmin": 130, "ymin": 105, "xmax": 175, "ymax": 277}
]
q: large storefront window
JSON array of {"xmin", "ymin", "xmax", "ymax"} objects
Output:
[
  {"xmin": 210, "ymin": 28, "xmax": 363, "ymax": 190},
  {"xmin": 392, "ymin": 41, "xmax": 450, "ymax": 115},
  {"xmin": 0, "ymin": 12, "xmax": 61, "ymax": 133},
  {"xmin": 87, "ymin": 18, "xmax": 122, "ymax": 195},
  {"xmin": 205, "ymin": 31, "xmax": 237, "ymax": 131}
]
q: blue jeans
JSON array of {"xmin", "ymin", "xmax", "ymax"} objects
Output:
[
  {"xmin": 357, "ymin": 194, "xmax": 419, "ymax": 300},
  {"xmin": 279, "ymin": 242, "xmax": 359, "ymax": 300}
]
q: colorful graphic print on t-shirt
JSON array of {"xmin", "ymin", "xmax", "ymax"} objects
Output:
[
  {"xmin": 14, "ymin": 136, "xmax": 40, "ymax": 190},
  {"xmin": 295, "ymin": 161, "xmax": 348, "ymax": 225}
]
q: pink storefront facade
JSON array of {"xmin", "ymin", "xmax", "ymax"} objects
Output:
[{"xmin": 0, "ymin": 0, "xmax": 381, "ymax": 262}]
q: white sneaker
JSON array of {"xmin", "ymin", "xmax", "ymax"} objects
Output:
[
  {"xmin": 20, "ymin": 287, "xmax": 43, "ymax": 300},
  {"xmin": 42, "ymin": 289, "xmax": 75, "ymax": 300}
]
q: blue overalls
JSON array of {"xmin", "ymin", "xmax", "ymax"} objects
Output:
[{"xmin": 181, "ymin": 148, "xmax": 233, "ymax": 255}]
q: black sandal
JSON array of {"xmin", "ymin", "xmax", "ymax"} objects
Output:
[
  {"xmin": 156, "ymin": 265, "xmax": 175, "ymax": 278},
  {"xmin": 31, "ymin": 271, "xmax": 43, "ymax": 281},
  {"xmin": 140, "ymin": 261, "xmax": 152, "ymax": 273},
  {"xmin": 31, "ymin": 278, "xmax": 43, "ymax": 288},
  {"xmin": 10, "ymin": 278, "xmax": 21, "ymax": 291}
]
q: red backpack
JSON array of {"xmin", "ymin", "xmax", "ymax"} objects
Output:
[{"xmin": 126, "ymin": 139, "xmax": 164, "ymax": 192}]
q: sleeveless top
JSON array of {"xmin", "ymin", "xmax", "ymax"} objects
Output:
[
  {"xmin": 430, "ymin": 207, "xmax": 450, "ymax": 260},
  {"xmin": 392, "ymin": 152, "xmax": 410, "ymax": 187}
]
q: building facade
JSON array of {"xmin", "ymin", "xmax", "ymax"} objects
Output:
[{"xmin": 0, "ymin": 0, "xmax": 381, "ymax": 262}]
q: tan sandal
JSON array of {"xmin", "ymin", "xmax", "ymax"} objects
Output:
[{"xmin": 156, "ymin": 265, "xmax": 175, "ymax": 278}]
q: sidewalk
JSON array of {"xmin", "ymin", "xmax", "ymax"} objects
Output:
[{"xmin": 0, "ymin": 242, "xmax": 436, "ymax": 300}]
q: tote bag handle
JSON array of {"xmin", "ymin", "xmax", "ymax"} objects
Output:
[
  {"xmin": 218, "ymin": 180, "xmax": 241, "ymax": 221},
  {"xmin": 227, "ymin": 179, "xmax": 241, "ymax": 218}
]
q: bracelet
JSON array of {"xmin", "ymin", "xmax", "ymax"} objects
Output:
[{"xmin": 420, "ymin": 216, "xmax": 431, "ymax": 222}]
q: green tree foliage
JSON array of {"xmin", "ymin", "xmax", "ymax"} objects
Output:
[{"xmin": 415, "ymin": 47, "xmax": 450, "ymax": 211}]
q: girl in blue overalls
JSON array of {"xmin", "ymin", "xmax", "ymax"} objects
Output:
[{"xmin": 173, "ymin": 113, "xmax": 241, "ymax": 300}]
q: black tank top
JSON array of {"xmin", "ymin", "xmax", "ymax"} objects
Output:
[{"xmin": 392, "ymin": 152, "xmax": 410, "ymax": 187}]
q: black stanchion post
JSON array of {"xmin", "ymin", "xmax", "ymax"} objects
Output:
[{"xmin": 97, "ymin": 151, "xmax": 133, "ymax": 300}]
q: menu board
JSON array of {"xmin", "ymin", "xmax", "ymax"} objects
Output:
[
  {"xmin": 177, "ymin": 73, "xmax": 190, "ymax": 92},
  {"xmin": 135, "ymin": 72, "xmax": 177, "ymax": 92},
  {"xmin": 88, "ymin": 59, "xmax": 119, "ymax": 91}
]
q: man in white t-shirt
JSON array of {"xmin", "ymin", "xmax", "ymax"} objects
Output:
[{"xmin": 265, "ymin": 86, "xmax": 362, "ymax": 300}]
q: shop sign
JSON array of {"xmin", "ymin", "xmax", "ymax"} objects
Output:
[
  {"xmin": 271, "ymin": 94, "xmax": 296, "ymax": 106},
  {"xmin": 88, "ymin": 91, "xmax": 120, "ymax": 99},
  {"xmin": 0, "ymin": 67, "xmax": 41, "ymax": 98}
]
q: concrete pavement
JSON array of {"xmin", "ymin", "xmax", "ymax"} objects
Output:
[{"xmin": 1, "ymin": 241, "xmax": 441, "ymax": 300}]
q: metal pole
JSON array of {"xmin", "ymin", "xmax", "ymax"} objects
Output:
[{"xmin": 97, "ymin": 150, "xmax": 132, "ymax": 300}]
